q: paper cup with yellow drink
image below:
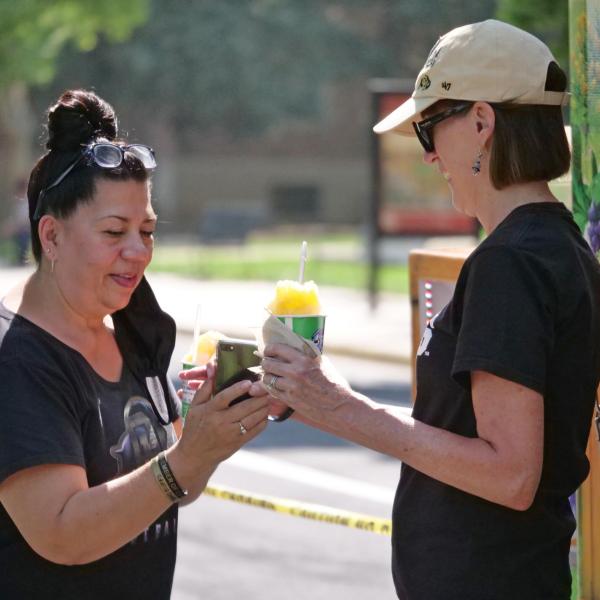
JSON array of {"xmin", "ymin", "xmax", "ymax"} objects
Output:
[
  {"xmin": 181, "ymin": 329, "xmax": 224, "ymax": 421},
  {"xmin": 267, "ymin": 279, "xmax": 326, "ymax": 352},
  {"xmin": 260, "ymin": 242, "xmax": 326, "ymax": 420}
]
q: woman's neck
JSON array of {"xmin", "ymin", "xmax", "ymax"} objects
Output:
[
  {"xmin": 475, "ymin": 180, "xmax": 558, "ymax": 234},
  {"xmin": 15, "ymin": 269, "xmax": 111, "ymax": 353}
]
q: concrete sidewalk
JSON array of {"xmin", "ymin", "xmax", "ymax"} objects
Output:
[{"xmin": 0, "ymin": 266, "xmax": 412, "ymax": 363}]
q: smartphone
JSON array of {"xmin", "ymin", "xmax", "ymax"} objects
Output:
[{"xmin": 214, "ymin": 338, "xmax": 261, "ymax": 406}]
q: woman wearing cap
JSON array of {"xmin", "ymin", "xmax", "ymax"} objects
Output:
[
  {"xmin": 0, "ymin": 89, "xmax": 269, "ymax": 599},
  {"xmin": 257, "ymin": 20, "xmax": 600, "ymax": 598}
]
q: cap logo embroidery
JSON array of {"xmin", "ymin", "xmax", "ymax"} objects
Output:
[
  {"xmin": 418, "ymin": 75, "xmax": 431, "ymax": 91},
  {"xmin": 441, "ymin": 81, "xmax": 451, "ymax": 91}
]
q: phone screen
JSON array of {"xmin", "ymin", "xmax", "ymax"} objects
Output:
[{"xmin": 214, "ymin": 339, "xmax": 261, "ymax": 405}]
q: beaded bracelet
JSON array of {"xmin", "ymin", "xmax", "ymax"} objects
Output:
[{"xmin": 151, "ymin": 451, "xmax": 188, "ymax": 502}]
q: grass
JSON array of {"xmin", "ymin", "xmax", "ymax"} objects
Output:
[{"xmin": 149, "ymin": 235, "xmax": 409, "ymax": 294}]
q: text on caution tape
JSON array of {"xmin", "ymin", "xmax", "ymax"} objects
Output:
[{"xmin": 204, "ymin": 484, "xmax": 392, "ymax": 536}]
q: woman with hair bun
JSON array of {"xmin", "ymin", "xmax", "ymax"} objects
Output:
[{"xmin": 0, "ymin": 89, "xmax": 269, "ymax": 599}]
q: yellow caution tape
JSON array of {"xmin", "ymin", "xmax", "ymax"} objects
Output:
[
  {"xmin": 205, "ymin": 484, "xmax": 579, "ymax": 548},
  {"xmin": 204, "ymin": 484, "xmax": 392, "ymax": 536}
]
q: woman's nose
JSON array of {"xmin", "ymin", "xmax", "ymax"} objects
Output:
[{"xmin": 122, "ymin": 235, "xmax": 152, "ymax": 261}]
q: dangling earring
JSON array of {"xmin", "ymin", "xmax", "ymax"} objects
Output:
[
  {"xmin": 45, "ymin": 247, "xmax": 55, "ymax": 273},
  {"xmin": 472, "ymin": 150, "xmax": 483, "ymax": 176}
]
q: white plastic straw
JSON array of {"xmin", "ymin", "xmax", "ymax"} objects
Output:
[{"xmin": 298, "ymin": 240, "xmax": 308, "ymax": 284}]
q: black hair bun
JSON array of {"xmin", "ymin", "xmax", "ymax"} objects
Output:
[{"xmin": 46, "ymin": 89, "xmax": 118, "ymax": 151}]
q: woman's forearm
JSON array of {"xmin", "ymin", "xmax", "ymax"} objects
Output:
[
  {"xmin": 54, "ymin": 461, "xmax": 174, "ymax": 564},
  {"xmin": 314, "ymin": 391, "xmax": 541, "ymax": 511},
  {"xmin": 26, "ymin": 445, "xmax": 217, "ymax": 565}
]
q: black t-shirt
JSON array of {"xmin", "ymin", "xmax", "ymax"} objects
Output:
[
  {"xmin": 392, "ymin": 203, "xmax": 600, "ymax": 600},
  {"xmin": 0, "ymin": 304, "xmax": 180, "ymax": 600}
]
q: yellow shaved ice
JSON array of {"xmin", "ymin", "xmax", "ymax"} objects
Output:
[
  {"xmin": 268, "ymin": 280, "xmax": 321, "ymax": 316},
  {"xmin": 182, "ymin": 330, "xmax": 224, "ymax": 365}
]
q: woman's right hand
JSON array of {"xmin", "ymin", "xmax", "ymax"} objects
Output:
[
  {"xmin": 0, "ymin": 376, "xmax": 269, "ymax": 565},
  {"xmin": 168, "ymin": 374, "xmax": 270, "ymax": 489}
]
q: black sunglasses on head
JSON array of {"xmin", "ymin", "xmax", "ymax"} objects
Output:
[
  {"xmin": 412, "ymin": 103, "xmax": 473, "ymax": 153},
  {"xmin": 33, "ymin": 142, "xmax": 156, "ymax": 220}
]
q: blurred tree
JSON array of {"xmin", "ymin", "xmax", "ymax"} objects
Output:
[
  {"xmin": 23, "ymin": 0, "xmax": 504, "ymax": 232},
  {"xmin": 0, "ymin": 0, "xmax": 149, "ymax": 89},
  {"xmin": 377, "ymin": 0, "xmax": 498, "ymax": 75},
  {"xmin": 496, "ymin": 0, "xmax": 568, "ymax": 68},
  {"xmin": 47, "ymin": 0, "xmax": 380, "ymax": 141},
  {"xmin": 0, "ymin": 0, "xmax": 149, "ymax": 215},
  {"xmin": 43, "ymin": 0, "xmax": 500, "ymax": 143}
]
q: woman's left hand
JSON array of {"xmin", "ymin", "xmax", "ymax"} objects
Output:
[
  {"xmin": 177, "ymin": 362, "xmax": 215, "ymax": 399},
  {"xmin": 254, "ymin": 343, "xmax": 352, "ymax": 425}
]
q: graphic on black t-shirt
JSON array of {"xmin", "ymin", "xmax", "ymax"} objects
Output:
[
  {"xmin": 109, "ymin": 395, "xmax": 174, "ymax": 474},
  {"xmin": 416, "ymin": 312, "xmax": 438, "ymax": 358},
  {"xmin": 109, "ymin": 393, "xmax": 179, "ymax": 548}
]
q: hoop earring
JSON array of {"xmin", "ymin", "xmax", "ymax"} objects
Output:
[{"xmin": 472, "ymin": 150, "xmax": 483, "ymax": 176}]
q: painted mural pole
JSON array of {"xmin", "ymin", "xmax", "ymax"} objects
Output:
[{"xmin": 571, "ymin": 0, "xmax": 600, "ymax": 597}]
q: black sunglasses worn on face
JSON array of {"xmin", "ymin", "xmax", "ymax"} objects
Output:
[
  {"xmin": 412, "ymin": 103, "xmax": 472, "ymax": 153},
  {"xmin": 33, "ymin": 142, "xmax": 157, "ymax": 220}
]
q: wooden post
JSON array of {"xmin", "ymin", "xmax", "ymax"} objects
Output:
[
  {"xmin": 408, "ymin": 247, "xmax": 473, "ymax": 400},
  {"xmin": 577, "ymin": 391, "xmax": 600, "ymax": 599}
]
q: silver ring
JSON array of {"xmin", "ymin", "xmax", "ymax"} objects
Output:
[
  {"xmin": 239, "ymin": 421, "xmax": 248, "ymax": 435},
  {"xmin": 266, "ymin": 374, "xmax": 279, "ymax": 392}
]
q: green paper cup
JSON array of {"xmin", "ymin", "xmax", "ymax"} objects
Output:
[
  {"xmin": 180, "ymin": 361, "xmax": 196, "ymax": 420},
  {"xmin": 276, "ymin": 314, "xmax": 326, "ymax": 352}
]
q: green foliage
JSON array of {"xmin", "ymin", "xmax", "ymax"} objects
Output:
[
  {"xmin": 496, "ymin": 0, "xmax": 568, "ymax": 68},
  {"xmin": 0, "ymin": 0, "xmax": 149, "ymax": 88},
  {"xmin": 43, "ymin": 0, "xmax": 498, "ymax": 138},
  {"xmin": 376, "ymin": 0, "xmax": 498, "ymax": 75},
  {"xmin": 47, "ymin": 0, "xmax": 381, "ymax": 137}
]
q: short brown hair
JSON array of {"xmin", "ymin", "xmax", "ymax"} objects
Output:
[
  {"xmin": 489, "ymin": 92, "xmax": 570, "ymax": 189},
  {"xmin": 423, "ymin": 62, "xmax": 570, "ymax": 190}
]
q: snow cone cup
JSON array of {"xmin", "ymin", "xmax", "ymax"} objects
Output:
[
  {"xmin": 258, "ymin": 313, "xmax": 325, "ymax": 423},
  {"xmin": 261, "ymin": 273, "xmax": 324, "ymax": 422},
  {"xmin": 266, "ymin": 279, "xmax": 325, "ymax": 350},
  {"xmin": 180, "ymin": 361, "xmax": 197, "ymax": 420},
  {"xmin": 276, "ymin": 314, "xmax": 326, "ymax": 352}
]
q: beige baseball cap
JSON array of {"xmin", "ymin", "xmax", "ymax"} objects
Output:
[{"xmin": 373, "ymin": 19, "xmax": 569, "ymax": 135}]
